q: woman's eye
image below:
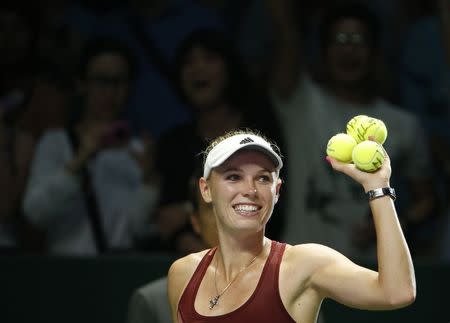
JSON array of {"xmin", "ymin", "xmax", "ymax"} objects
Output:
[
  {"xmin": 258, "ymin": 175, "xmax": 271, "ymax": 183},
  {"xmin": 226, "ymin": 174, "xmax": 240, "ymax": 181}
]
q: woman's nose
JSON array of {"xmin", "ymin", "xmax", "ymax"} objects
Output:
[{"xmin": 243, "ymin": 180, "xmax": 257, "ymax": 197}]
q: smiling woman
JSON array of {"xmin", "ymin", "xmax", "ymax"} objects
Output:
[
  {"xmin": 153, "ymin": 28, "xmax": 286, "ymax": 253},
  {"xmin": 200, "ymin": 131, "xmax": 283, "ymax": 235},
  {"xmin": 167, "ymin": 128, "xmax": 416, "ymax": 323}
]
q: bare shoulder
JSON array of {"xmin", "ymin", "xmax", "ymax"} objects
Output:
[
  {"xmin": 283, "ymin": 243, "xmax": 347, "ymax": 272},
  {"xmin": 168, "ymin": 249, "xmax": 209, "ymax": 281},
  {"xmin": 167, "ymin": 249, "xmax": 211, "ymax": 305},
  {"xmin": 285, "ymin": 242, "xmax": 345, "ymax": 257}
]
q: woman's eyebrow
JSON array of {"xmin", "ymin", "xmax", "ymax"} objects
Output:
[
  {"xmin": 218, "ymin": 166, "xmax": 241, "ymax": 173},
  {"xmin": 257, "ymin": 168, "xmax": 273, "ymax": 173}
]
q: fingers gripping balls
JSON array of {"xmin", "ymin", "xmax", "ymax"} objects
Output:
[{"xmin": 326, "ymin": 115, "xmax": 387, "ymax": 172}]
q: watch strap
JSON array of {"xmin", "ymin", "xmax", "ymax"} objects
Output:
[{"xmin": 366, "ymin": 187, "xmax": 396, "ymax": 202}]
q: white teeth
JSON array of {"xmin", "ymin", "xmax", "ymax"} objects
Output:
[{"xmin": 234, "ymin": 205, "xmax": 258, "ymax": 212}]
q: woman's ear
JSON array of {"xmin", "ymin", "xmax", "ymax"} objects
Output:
[
  {"xmin": 199, "ymin": 177, "xmax": 212, "ymax": 203},
  {"xmin": 274, "ymin": 178, "xmax": 282, "ymax": 204}
]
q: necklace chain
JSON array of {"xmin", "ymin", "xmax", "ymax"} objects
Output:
[{"xmin": 209, "ymin": 243, "xmax": 265, "ymax": 310}]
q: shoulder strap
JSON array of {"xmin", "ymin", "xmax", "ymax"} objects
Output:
[
  {"xmin": 178, "ymin": 248, "xmax": 217, "ymax": 317},
  {"xmin": 65, "ymin": 127, "xmax": 108, "ymax": 253}
]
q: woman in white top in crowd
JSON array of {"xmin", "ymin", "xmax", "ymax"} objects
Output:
[{"xmin": 23, "ymin": 38, "xmax": 159, "ymax": 255}]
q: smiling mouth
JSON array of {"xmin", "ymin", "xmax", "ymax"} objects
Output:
[{"xmin": 233, "ymin": 204, "xmax": 262, "ymax": 216}]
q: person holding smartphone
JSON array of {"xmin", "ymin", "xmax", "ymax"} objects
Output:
[{"xmin": 23, "ymin": 38, "xmax": 159, "ymax": 255}]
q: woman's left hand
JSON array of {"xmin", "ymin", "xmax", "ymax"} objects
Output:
[{"xmin": 326, "ymin": 147, "xmax": 391, "ymax": 192}]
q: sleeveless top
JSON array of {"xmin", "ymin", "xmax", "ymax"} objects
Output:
[{"xmin": 178, "ymin": 240, "xmax": 296, "ymax": 322}]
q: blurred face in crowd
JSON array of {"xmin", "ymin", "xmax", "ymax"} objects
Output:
[
  {"xmin": 180, "ymin": 46, "xmax": 227, "ymax": 111},
  {"xmin": 325, "ymin": 18, "xmax": 372, "ymax": 87},
  {"xmin": 82, "ymin": 53, "xmax": 130, "ymax": 122},
  {"xmin": 0, "ymin": 10, "xmax": 32, "ymax": 66},
  {"xmin": 190, "ymin": 184, "xmax": 219, "ymax": 248}
]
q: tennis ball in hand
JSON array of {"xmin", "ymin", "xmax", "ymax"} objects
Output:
[
  {"xmin": 326, "ymin": 133, "xmax": 357, "ymax": 163},
  {"xmin": 352, "ymin": 140, "xmax": 385, "ymax": 172},
  {"xmin": 347, "ymin": 115, "xmax": 388, "ymax": 144},
  {"xmin": 346, "ymin": 115, "xmax": 368, "ymax": 143}
]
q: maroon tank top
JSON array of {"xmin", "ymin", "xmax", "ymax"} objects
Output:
[{"xmin": 178, "ymin": 240, "xmax": 295, "ymax": 322}]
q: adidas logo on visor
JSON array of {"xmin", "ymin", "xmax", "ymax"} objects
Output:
[{"xmin": 240, "ymin": 137, "xmax": 254, "ymax": 144}]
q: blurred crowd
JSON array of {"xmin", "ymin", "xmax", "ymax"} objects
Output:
[{"xmin": 0, "ymin": 0, "xmax": 449, "ymax": 264}]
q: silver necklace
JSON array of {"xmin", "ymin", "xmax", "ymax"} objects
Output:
[{"xmin": 209, "ymin": 244, "xmax": 265, "ymax": 310}]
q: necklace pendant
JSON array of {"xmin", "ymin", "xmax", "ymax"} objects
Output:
[{"xmin": 209, "ymin": 295, "xmax": 220, "ymax": 309}]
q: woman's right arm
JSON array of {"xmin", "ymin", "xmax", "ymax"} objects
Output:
[
  {"xmin": 168, "ymin": 254, "xmax": 202, "ymax": 323},
  {"xmin": 168, "ymin": 258, "xmax": 189, "ymax": 323}
]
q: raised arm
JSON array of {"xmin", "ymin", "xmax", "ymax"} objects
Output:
[
  {"xmin": 266, "ymin": 0, "xmax": 303, "ymax": 100},
  {"xmin": 308, "ymin": 153, "xmax": 416, "ymax": 309}
]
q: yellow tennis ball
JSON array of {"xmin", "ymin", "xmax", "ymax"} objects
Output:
[
  {"xmin": 360, "ymin": 117, "xmax": 388, "ymax": 144},
  {"xmin": 346, "ymin": 115, "xmax": 369, "ymax": 143},
  {"xmin": 352, "ymin": 140, "xmax": 385, "ymax": 172},
  {"xmin": 326, "ymin": 133, "xmax": 357, "ymax": 163},
  {"xmin": 348, "ymin": 116, "xmax": 388, "ymax": 144}
]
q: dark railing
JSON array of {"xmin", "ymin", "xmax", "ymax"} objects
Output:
[{"xmin": 2, "ymin": 255, "xmax": 449, "ymax": 323}]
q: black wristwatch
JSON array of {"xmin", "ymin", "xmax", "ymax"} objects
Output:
[{"xmin": 366, "ymin": 187, "xmax": 396, "ymax": 202}]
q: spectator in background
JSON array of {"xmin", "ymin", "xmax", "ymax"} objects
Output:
[
  {"xmin": 0, "ymin": 2, "xmax": 80, "ymax": 142},
  {"xmin": 126, "ymin": 169, "xmax": 218, "ymax": 323},
  {"xmin": 57, "ymin": 0, "xmax": 225, "ymax": 138},
  {"xmin": 23, "ymin": 38, "xmax": 159, "ymax": 255},
  {"xmin": 399, "ymin": 0, "xmax": 450, "ymax": 261},
  {"xmin": 233, "ymin": 0, "xmax": 411, "ymax": 98},
  {"xmin": 268, "ymin": 0, "xmax": 438, "ymax": 260},
  {"xmin": 153, "ymin": 29, "xmax": 286, "ymax": 253}
]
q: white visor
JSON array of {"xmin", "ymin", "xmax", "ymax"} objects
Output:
[{"xmin": 203, "ymin": 134, "xmax": 283, "ymax": 178}]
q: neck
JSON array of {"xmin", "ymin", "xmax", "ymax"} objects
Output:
[{"xmin": 215, "ymin": 235, "xmax": 267, "ymax": 281}]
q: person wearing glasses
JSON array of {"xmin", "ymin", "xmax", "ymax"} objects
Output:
[
  {"xmin": 23, "ymin": 38, "xmax": 159, "ymax": 255},
  {"xmin": 268, "ymin": 0, "xmax": 437, "ymax": 260}
]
